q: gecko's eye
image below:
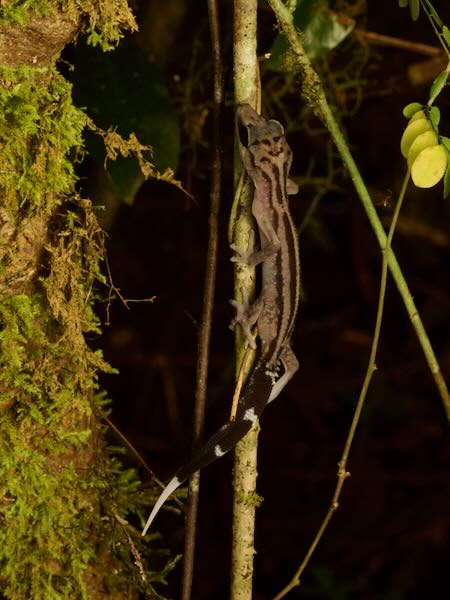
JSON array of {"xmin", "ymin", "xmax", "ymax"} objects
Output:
[
  {"xmin": 238, "ymin": 122, "xmax": 249, "ymax": 148},
  {"xmin": 239, "ymin": 123, "xmax": 259, "ymax": 147}
]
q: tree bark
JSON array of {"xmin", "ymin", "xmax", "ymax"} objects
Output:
[{"xmin": 0, "ymin": 3, "xmax": 158, "ymax": 598}]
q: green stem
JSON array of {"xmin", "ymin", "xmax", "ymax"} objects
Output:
[
  {"xmin": 272, "ymin": 169, "xmax": 411, "ymax": 600},
  {"xmin": 420, "ymin": 0, "xmax": 450, "ymax": 58},
  {"xmin": 268, "ymin": 0, "xmax": 450, "ymax": 421}
]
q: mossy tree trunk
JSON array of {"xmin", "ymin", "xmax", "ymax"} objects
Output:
[{"xmin": 0, "ymin": 3, "xmax": 159, "ymax": 599}]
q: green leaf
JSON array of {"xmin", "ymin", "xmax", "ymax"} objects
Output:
[
  {"xmin": 440, "ymin": 135, "xmax": 450, "ymax": 153},
  {"xmin": 428, "ymin": 105, "xmax": 440, "ymax": 130},
  {"xmin": 302, "ymin": 9, "xmax": 355, "ymax": 60},
  {"xmin": 266, "ymin": 0, "xmax": 354, "ymax": 70},
  {"xmin": 425, "ymin": 2, "xmax": 443, "ymax": 28},
  {"xmin": 69, "ymin": 40, "xmax": 180, "ymax": 201},
  {"xmin": 107, "ymin": 156, "xmax": 145, "ymax": 204},
  {"xmin": 443, "ymin": 151, "xmax": 450, "ymax": 199},
  {"xmin": 397, "ymin": 0, "xmax": 419, "ymax": 18},
  {"xmin": 443, "ymin": 25, "xmax": 450, "ymax": 49},
  {"xmin": 402, "ymin": 102, "xmax": 423, "ymax": 118},
  {"xmin": 409, "ymin": 0, "xmax": 420, "ymax": 21},
  {"xmin": 429, "ymin": 69, "xmax": 448, "ymax": 102}
]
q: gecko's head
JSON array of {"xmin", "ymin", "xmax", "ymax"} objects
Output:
[{"xmin": 236, "ymin": 104, "xmax": 293, "ymax": 182}]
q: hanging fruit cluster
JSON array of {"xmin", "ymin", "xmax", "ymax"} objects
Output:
[{"xmin": 400, "ymin": 102, "xmax": 449, "ymax": 189}]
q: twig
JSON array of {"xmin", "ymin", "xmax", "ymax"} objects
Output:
[
  {"xmin": 230, "ymin": 2, "xmax": 260, "ymax": 599},
  {"xmin": 355, "ymin": 29, "xmax": 442, "ymax": 56},
  {"xmin": 230, "ymin": 340, "xmax": 257, "ymax": 421},
  {"xmin": 113, "ymin": 511, "xmax": 147, "ymax": 584},
  {"xmin": 180, "ymin": 1, "xmax": 224, "ymax": 598},
  {"xmin": 93, "ymin": 404, "xmax": 156, "ymax": 481},
  {"xmin": 104, "ymin": 252, "xmax": 156, "ymax": 326},
  {"xmin": 272, "ymin": 168, "xmax": 411, "ymax": 600},
  {"xmin": 93, "ymin": 403, "xmax": 185, "ymax": 506},
  {"xmin": 268, "ymin": 0, "xmax": 450, "ymax": 419}
]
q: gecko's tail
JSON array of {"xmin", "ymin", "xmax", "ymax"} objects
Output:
[
  {"xmin": 142, "ymin": 364, "xmax": 272, "ymax": 535},
  {"xmin": 142, "ymin": 476, "xmax": 182, "ymax": 536}
]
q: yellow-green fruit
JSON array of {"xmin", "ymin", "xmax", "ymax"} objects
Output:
[
  {"xmin": 400, "ymin": 118, "xmax": 433, "ymax": 157},
  {"xmin": 409, "ymin": 110, "xmax": 427, "ymax": 123},
  {"xmin": 411, "ymin": 144, "xmax": 448, "ymax": 188},
  {"xmin": 407, "ymin": 130, "xmax": 439, "ymax": 168}
]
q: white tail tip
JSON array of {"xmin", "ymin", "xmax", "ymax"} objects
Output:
[{"xmin": 141, "ymin": 476, "xmax": 181, "ymax": 536}]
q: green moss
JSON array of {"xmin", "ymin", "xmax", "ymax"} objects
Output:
[
  {"xmin": 0, "ymin": 0, "xmax": 51, "ymax": 25},
  {"xmin": 0, "ymin": 419, "xmax": 91, "ymax": 596},
  {"xmin": 0, "ymin": 66, "xmax": 85, "ymax": 213},
  {"xmin": 0, "ymin": 289, "xmax": 177, "ymax": 598},
  {"xmin": 0, "ymin": 1, "xmax": 137, "ymax": 50},
  {"xmin": 0, "ymin": 21, "xmax": 175, "ymax": 598},
  {"xmin": 0, "ymin": 294, "xmax": 40, "ymax": 364}
]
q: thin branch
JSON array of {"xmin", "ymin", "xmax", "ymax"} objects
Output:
[
  {"xmin": 93, "ymin": 404, "xmax": 157, "ymax": 483},
  {"xmin": 104, "ymin": 252, "xmax": 156, "ymax": 326},
  {"xmin": 420, "ymin": 0, "xmax": 450, "ymax": 59},
  {"xmin": 180, "ymin": 1, "xmax": 224, "ymax": 599},
  {"xmin": 273, "ymin": 168, "xmax": 411, "ymax": 600},
  {"xmin": 355, "ymin": 29, "xmax": 442, "ymax": 56},
  {"xmin": 231, "ymin": 2, "xmax": 260, "ymax": 599},
  {"xmin": 268, "ymin": 0, "xmax": 450, "ymax": 419}
]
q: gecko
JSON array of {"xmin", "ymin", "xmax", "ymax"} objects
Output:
[{"xmin": 142, "ymin": 104, "xmax": 300, "ymax": 536}]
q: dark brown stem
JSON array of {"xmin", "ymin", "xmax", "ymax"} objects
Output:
[
  {"xmin": 180, "ymin": 1, "xmax": 224, "ymax": 598},
  {"xmin": 355, "ymin": 29, "xmax": 442, "ymax": 56}
]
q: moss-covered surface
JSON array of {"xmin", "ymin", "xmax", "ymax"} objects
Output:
[
  {"xmin": 0, "ymin": 66, "xmax": 84, "ymax": 212},
  {"xmin": 0, "ymin": 10, "xmax": 175, "ymax": 598},
  {"xmin": 0, "ymin": 0, "xmax": 136, "ymax": 50}
]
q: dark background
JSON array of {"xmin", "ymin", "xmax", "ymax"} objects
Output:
[{"xmin": 70, "ymin": 1, "xmax": 450, "ymax": 598}]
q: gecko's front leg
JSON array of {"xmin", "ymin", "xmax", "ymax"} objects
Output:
[{"xmin": 231, "ymin": 225, "xmax": 280, "ymax": 268}]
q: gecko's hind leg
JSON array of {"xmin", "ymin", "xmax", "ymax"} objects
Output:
[
  {"xmin": 267, "ymin": 344, "xmax": 299, "ymax": 403},
  {"xmin": 230, "ymin": 287, "xmax": 262, "ymax": 350}
]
